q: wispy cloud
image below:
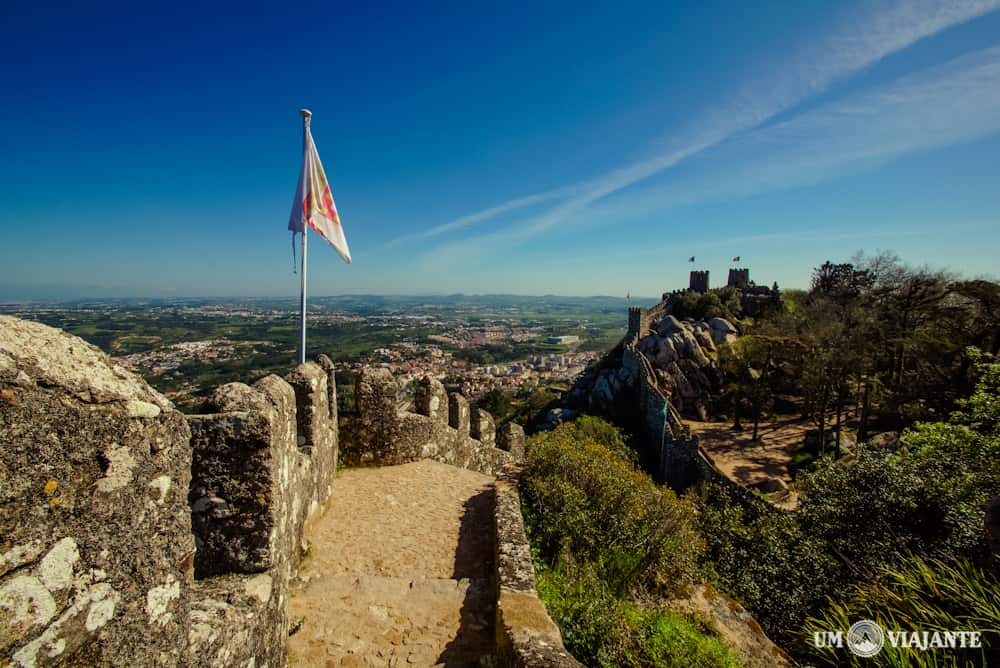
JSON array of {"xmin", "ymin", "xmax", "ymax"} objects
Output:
[
  {"xmin": 414, "ymin": 0, "xmax": 1000, "ymax": 265},
  {"xmin": 585, "ymin": 43, "xmax": 1000, "ymax": 220},
  {"xmin": 384, "ymin": 187, "xmax": 573, "ymax": 247}
]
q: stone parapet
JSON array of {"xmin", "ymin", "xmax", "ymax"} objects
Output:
[
  {"xmin": 449, "ymin": 392, "xmax": 471, "ymax": 434},
  {"xmin": 339, "ymin": 369, "xmax": 521, "ymax": 476},
  {"xmin": 493, "ymin": 468, "xmax": 582, "ymax": 667},
  {"xmin": 0, "ymin": 315, "xmax": 344, "ymax": 666},
  {"xmin": 470, "ymin": 406, "xmax": 497, "ymax": 448},
  {"xmin": 497, "ymin": 423, "xmax": 526, "ymax": 462},
  {"xmin": 1, "ymin": 315, "xmax": 552, "ymax": 666},
  {"xmin": 1, "ymin": 316, "xmax": 194, "ymax": 666}
]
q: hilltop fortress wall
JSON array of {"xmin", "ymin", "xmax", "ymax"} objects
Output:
[
  {"xmin": 0, "ymin": 316, "xmax": 570, "ymax": 667},
  {"xmin": 622, "ymin": 325, "xmax": 705, "ymax": 490},
  {"xmin": 621, "ymin": 309, "xmax": 783, "ymax": 512},
  {"xmin": 1, "ymin": 316, "xmax": 199, "ymax": 667}
]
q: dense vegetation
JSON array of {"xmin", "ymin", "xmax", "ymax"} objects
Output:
[
  {"xmin": 522, "ymin": 360, "xmax": 998, "ymax": 665},
  {"xmin": 520, "ymin": 417, "xmax": 741, "ymax": 667},
  {"xmin": 694, "ymin": 254, "xmax": 1000, "ymax": 665},
  {"xmin": 701, "ymin": 346, "xmax": 1000, "ymax": 661},
  {"xmin": 524, "ymin": 253, "xmax": 999, "ymax": 666},
  {"xmin": 732, "ymin": 252, "xmax": 1000, "ymax": 438},
  {"xmin": 668, "ymin": 285, "xmax": 745, "ymax": 322}
]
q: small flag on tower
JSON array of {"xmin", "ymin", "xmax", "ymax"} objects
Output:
[
  {"xmin": 688, "ymin": 256, "xmax": 695, "ymax": 263},
  {"xmin": 288, "ymin": 119, "xmax": 351, "ymax": 264},
  {"xmin": 732, "ymin": 256, "xmax": 741, "ymax": 262}
]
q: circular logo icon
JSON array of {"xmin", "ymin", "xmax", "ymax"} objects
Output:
[{"xmin": 847, "ymin": 619, "xmax": 885, "ymax": 657}]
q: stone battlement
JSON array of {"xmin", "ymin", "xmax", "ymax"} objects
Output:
[
  {"xmin": 627, "ymin": 306, "xmax": 651, "ymax": 340},
  {"xmin": 339, "ymin": 369, "xmax": 523, "ymax": 475},
  {"xmin": 0, "ymin": 316, "xmax": 567, "ymax": 667},
  {"xmin": 727, "ymin": 267, "xmax": 750, "ymax": 289},
  {"xmin": 0, "ymin": 315, "xmax": 347, "ymax": 667}
]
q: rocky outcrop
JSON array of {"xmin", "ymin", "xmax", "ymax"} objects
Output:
[
  {"xmin": 675, "ymin": 584, "xmax": 794, "ymax": 668},
  {"xmin": 708, "ymin": 317, "xmax": 739, "ymax": 345},
  {"xmin": 569, "ymin": 313, "xmax": 729, "ymax": 426}
]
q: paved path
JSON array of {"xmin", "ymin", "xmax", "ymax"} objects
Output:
[{"xmin": 288, "ymin": 460, "xmax": 496, "ymax": 667}]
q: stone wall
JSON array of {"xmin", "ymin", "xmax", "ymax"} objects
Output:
[
  {"xmin": 339, "ymin": 369, "xmax": 523, "ymax": 476},
  {"xmin": 727, "ymin": 268, "xmax": 750, "ymax": 289},
  {"xmin": 627, "ymin": 307, "xmax": 650, "ymax": 340},
  {"xmin": 695, "ymin": 444, "xmax": 786, "ymax": 515},
  {"xmin": 184, "ymin": 359, "xmax": 339, "ymax": 667},
  {"xmin": 1, "ymin": 316, "xmax": 558, "ymax": 667},
  {"xmin": 0, "ymin": 316, "xmax": 339, "ymax": 667},
  {"xmin": 1, "ymin": 316, "xmax": 194, "ymax": 667},
  {"xmin": 623, "ymin": 333, "xmax": 770, "ymax": 498},
  {"xmin": 494, "ymin": 468, "xmax": 582, "ymax": 667},
  {"xmin": 622, "ymin": 336, "xmax": 700, "ymax": 486}
]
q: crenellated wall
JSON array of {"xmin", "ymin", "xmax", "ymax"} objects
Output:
[
  {"xmin": 0, "ymin": 316, "xmax": 556, "ymax": 667},
  {"xmin": 622, "ymin": 330, "xmax": 709, "ymax": 490},
  {"xmin": 689, "ymin": 270, "xmax": 710, "ymax": 293},
  {"xmin": 727, "ymin": 267, "xmax": 750, "ymax": 289},
  {"xmin": 627, "ymin": 307, "xmax": 650, "ymax": 340},
  {"xmin": 620, "ymin": 320, "xmax": 785, "ymax": 510},
  {"xmin": 183, "ymin": 359, "xmax": 340, "ymax": 666},
  {"xmin": 0, "ymin": 316, "xmax": 342, "ymax": 667},
  {"xmin": 339, "ymin": 369, "xmax": 524, "ymax": 476}
]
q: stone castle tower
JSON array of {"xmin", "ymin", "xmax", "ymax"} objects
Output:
[
  {"xmin": 689, "ymin": 271, "xmax": 709, "ymax": 293},
  {"xmin": 627, "ymin": 307, "xmax": 650, "ymax": 339},
  {"xmin": 727, "ymin": 268, "xmax": 750, "ymax": 290}
]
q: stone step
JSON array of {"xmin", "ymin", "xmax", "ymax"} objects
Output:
[{"xmin": 289, "ymin": 575, "xmax": 496, "ymax": 667}]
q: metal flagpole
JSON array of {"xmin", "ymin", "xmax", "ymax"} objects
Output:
[{"xmin": 298, "ymin": 108, "xmax": 312, "ymax": 365}]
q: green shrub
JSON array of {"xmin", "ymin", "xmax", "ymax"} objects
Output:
[
  {"xmin": 698, "ymin": 352, "xmax": 1000, "ymax": 652},
  {"xmin": 522, "ymin": 419, "xmax": 702, "ymax": 595},
  {"xmin": 522, "ymin": 417, "xmax": 736, "ymax": 666},
  {"xmin": 697, "ymin": 483, "xmax": 839, "ymax": 645},
  {"xmin": 537, "ymin": 561, "xmax": 741, "ymax": 668}
]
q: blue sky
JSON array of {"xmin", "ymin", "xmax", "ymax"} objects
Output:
[{"xmin": 2, "ymin": 0, "xmax": 999, "ymax": 299}]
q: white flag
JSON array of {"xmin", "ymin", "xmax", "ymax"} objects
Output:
[{"xmin": 288, "ymin": 126, "xmax": 351, "ymax": 264}]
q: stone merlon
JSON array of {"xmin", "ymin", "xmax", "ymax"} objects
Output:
[{"xmin": 339, "ymin": 368, "xmax": 522, "ymax": 475}]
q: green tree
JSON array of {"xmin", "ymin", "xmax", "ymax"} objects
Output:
[
  {"xmin": 718, "ymin": 335, "xmax": 793, "ymax": 441},
  {"xmin": 476, "ymin": 388, "xmax": 512, "ymax": 421}
]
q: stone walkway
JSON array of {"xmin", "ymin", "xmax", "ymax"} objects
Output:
[{"xmin": 288, "ymin": 460, "xmax": 496, "ymax": 667}]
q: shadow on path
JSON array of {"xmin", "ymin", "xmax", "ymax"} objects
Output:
[{"xmin": 437, "ymin": 487, "xmax": 496, "ymax": 666}]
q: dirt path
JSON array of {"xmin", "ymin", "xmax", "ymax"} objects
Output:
[
  {"xmin": 688, "ymin": 417, "xmax": 814, "ymax": 509},
  {"xmin": 288, "ymin": 460, "xmax": 496, "ymax": 667}
]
